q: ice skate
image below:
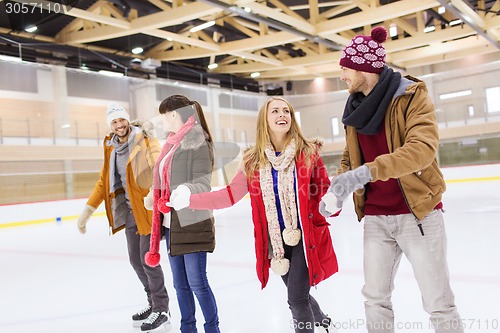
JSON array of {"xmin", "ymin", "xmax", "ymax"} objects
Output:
[
  {"xmin": 140, "ymin": 310, "xmax": 171, "ymax": 332},
  {"xmin": 132, "ymin": 304, "xmax": 152, "ymax": 327}
]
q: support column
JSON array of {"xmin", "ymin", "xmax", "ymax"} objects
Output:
[
  {"xmin": 51, "ymin": 66, "xmax": 70, "ymax": 141},
  {"xmin": 130, "ymin": 81, "xmax": 157, "ymax": 121}
]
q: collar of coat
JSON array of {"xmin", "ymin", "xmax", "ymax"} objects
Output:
[{"xmin": 177, "ymin": 123, "xmax": 208, "ymax": 150}]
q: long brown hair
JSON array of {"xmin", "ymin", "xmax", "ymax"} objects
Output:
[
  {"xmin": 158, "ymin": 94, "xmax": 214, "ymax": 167},
  {"xmin": 243, "ymin": 96, "xmax": 317, "ymax": 176}
]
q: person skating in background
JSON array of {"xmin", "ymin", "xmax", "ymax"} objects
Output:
[
  {"xmin": 321, "ymin": 27, "xmax": 464, "ymax": 333},
  {"xmin": 144, "ymin": 94, "xmax": 221, "ymax": 333},
  {"xmin": 168, "ymin": 96, "xmax": 338, "ymax": 333},
  {"xmin": 77, "ymin": 103, "xmax": 171, "ymax": 332}
]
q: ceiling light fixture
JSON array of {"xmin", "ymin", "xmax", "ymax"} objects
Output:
[
  {"xmin": 250, "ymin": 72, "xmax": 260, "ymax": 78},
  {"xmin": 25, "ymin": 25, "xmax": 37, "ymax": 33},
  {"xmin": 190, "ymin": 20, "xmax": 215, "ymax": 33},
  {"xmin": 208, "ymin": 63, "xmax": 218, "ymax": 69},
  {"xmin": 389, "ymin": 24, "xmax": 398, "ymax": 38},
  {"xmin": 449, "ymin": 19, "xmax": 462, "ymax": 26},
  {"xmin": 132, "ymin": 47, "xmax": 144, "ymax": 54},
  {"xmin": 423, "ymin": 26, "xmax": 436, "ymax": 33},
  {"xmin": 98, "ymin": 70, "xmax": 124, "ymax": 77}
]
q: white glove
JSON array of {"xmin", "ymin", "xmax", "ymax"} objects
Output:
[
  {"xmin": 77, "ymin": 205, "xmax": 96, "ymax": 234},
  {"xmin": 144, "ymin": 189, "xmax": 154, "ymax": 210},
  {"xmin": 168, "ymin": 185, "xmax": 191, "ymax": 210},
  {"xmin": 319, "ymin": 192, "xmax": 340, "ymax": 218}
]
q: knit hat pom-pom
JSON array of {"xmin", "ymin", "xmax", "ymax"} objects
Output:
[
  {"xmin": 282, "ymin": 228, "xmax": 301, "ymax": 246},
  {"xmin": 145, "ymin": 251, "xmax": 161, "ymax": 267},
  {"xmin": 271, "ymin": 257, "xmax": 290, "ymax": 276},
  {"xmin": 371, "ymin": 26, "xmax": 388, "ymax": 43}
]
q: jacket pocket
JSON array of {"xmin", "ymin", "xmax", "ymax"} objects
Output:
[{"xmin": 414, "ymin": 163, "xmax": 441, "ymax": 187}]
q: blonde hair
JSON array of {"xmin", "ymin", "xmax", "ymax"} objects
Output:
[{"xmin": 243, "ymin": 96, "xmax": 318, "ymax": 176}]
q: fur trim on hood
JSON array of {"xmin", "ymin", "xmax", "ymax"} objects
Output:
[
  {"xmin": 179, "ymin": 123, "xmax": 209, "ymax": 150},
  {"xmin": 135, "ymin": 120, "xmax": 155, "ymax": 138},
  {"xmin": 310, "ymin": 137, "xmax": 324, "ymax": 149}
]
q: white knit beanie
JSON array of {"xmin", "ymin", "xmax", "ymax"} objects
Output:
[{"xmin": 106, "ymin": 103, "xmax": 130, "ymax": 127}]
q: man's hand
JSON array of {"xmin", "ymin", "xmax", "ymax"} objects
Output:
[{"xmin": 328, "ymin": 165, "xmax": 372, "ymax": 208}]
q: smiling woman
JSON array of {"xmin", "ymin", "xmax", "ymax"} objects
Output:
[{"xmin": 167, "ymin": 96, "xmax": 339, "ymax": 333}]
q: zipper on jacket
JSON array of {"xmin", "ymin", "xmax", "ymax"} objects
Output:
[
  {"xmin": 396, "ymin": 179, "xmax": 424, "ymax": 236},
  {"xmin": 390, "ymin": 94, "xmax": 423, "ymax": 236}
]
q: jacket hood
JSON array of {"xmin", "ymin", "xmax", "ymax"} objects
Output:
[
  {"xmin": 393, "ymin": 75, "xmax": 426, "ymax": 100},
  {"xmin": 310, "ymin": 137, "xmax": 324, "ymax": 149}
]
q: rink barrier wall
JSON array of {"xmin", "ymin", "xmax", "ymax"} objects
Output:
[{"xmin": 0, "ymin": 164, "xmax": 499, "ymax": 229}]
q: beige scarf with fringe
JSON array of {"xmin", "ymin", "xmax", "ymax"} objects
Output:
[{"xmin": 260, "ymin": 139, "xmax": 301, "ymax": 276}]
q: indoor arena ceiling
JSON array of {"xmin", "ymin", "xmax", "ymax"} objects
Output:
[{"xmin": 0, "ymin": 0, "xmax": 499, "ymax": 92}]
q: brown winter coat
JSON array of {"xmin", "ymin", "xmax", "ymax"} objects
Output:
[
  {"xmin": 87, "ymin": 125, "xmax": 160, "ymax": 235},
  {"xmin": 339, "ymin": 75, "xmax": 446, "ymax": 221}
]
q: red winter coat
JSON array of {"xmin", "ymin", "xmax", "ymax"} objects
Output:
[{"xmin": 189, "ymin": 151, "xmax": 338, "ymax": 288}]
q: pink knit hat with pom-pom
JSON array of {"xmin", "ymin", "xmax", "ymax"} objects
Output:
[{"xmin": 339, "ymin": 26, "xmax": 387, "ymax": 74}]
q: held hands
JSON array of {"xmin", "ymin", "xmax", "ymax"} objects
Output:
[
  {"xmin": 319, "ymin": 192, "xmax": 340, "ymax": 218},
  {"xmin": 144, "ymin": 189, "xmax": 154, "ymax": 210},
  {"xmin": 77, "ymin": 205, "xmax": 96, "ymax": 234},
  {"xmin": 323, "ymin": 165, "xmax": 372, "ymax": 210},
  {"xmin": 167, "ymin": 185, "xmax": 191, "ymax": 210}
]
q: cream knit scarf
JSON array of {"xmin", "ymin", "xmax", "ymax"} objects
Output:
[{"xmin": 260, "ymin": 139, "xmax": 301, "ymax": 276}]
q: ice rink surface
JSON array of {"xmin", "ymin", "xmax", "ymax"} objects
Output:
[{"xmin": 1, "ymin": 165, "xmax": 499, "ymax": 333}]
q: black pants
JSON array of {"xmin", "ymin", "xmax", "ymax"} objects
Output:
[
  {"xmin": 281, "ymin": 238, "xmax": 329, "ymax": 333},
  {"xmin": 125, "ymin": 212, "xmax": 169, "ymax": 312}
]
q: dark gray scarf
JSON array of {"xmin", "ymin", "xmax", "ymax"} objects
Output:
[{"xmin": 342, "ymin": 66, "xmax": 401, "ymax": 135}]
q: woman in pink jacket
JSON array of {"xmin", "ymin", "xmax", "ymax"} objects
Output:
[{"xmin": 169, "ymin": 97, "xmax": 338, "ymax": 333}]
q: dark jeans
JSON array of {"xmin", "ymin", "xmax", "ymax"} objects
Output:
[
  {"xmin": 125, "ymin": 212, "xmax": 169, "ymax": 312},
  {"xmin": 281, "ymin": 239, "xmax": 329, "ymax": 333},
  {"xmin": 166, "ymin": 229, "xmax": 220, "ymax": 333}
]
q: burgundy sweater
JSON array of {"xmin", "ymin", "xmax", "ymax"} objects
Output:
[{"xmin": 358, "ymin": 126, "xmax": 441, "ymax": 216}]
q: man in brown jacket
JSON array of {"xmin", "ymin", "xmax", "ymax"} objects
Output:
[
  {"xmin": 77, "ymin": 103, "xmax": 170, "ymax": 332},
  {"xmin": 321, "ymin": 27, "xmax": 464, "ymax": 333}
]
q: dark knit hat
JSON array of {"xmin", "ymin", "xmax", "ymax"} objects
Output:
[{"xmin": 339, "ymin": 26, "xmax": 387, "ymax": 74}]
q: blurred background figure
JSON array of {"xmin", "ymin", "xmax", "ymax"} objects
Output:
[{"xmin": 77, "ymin": 103, "xmax": 171, "ymax": 332}]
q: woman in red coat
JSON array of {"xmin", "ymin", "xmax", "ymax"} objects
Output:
[{"xmin": 169, "ymin": 97, "xmax": 338, "ymax": 333}]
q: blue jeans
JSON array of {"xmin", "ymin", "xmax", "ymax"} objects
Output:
[
  {"xmin": 363, "ymin": 210, "xmax": 463, "ymax": 333},
  {"xmin": 166, "ymin": 230, "xmax": 220, "ymax": 333}
]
